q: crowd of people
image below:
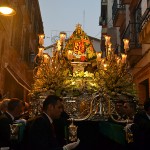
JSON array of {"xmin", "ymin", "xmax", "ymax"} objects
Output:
[
  {"xmin": 125, "ymin": 100, "xmax": 150, "ymax": 150},
  {"xmin": 0, "ymin": 93, "xmax": 150, "ymax": 150},
  {"xmin": 0, "ymin": 95, "xmax": 80, "ymax": 150},
  {"xmin": 111, "ymin": 99, "xmax": 150, "ymax": 150}
]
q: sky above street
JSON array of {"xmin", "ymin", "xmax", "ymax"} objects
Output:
[{"xmin": 38, "ymin": 0, "xmax": 101, "ymax": 46}]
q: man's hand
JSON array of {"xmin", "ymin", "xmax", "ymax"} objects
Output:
[
  {"xmin": 124, "ymin": 123, "xmax": 133, "ymax": 132},
  {"xmin": 63, "ymin": 138, "xmax": 80, "ymax": 150}
]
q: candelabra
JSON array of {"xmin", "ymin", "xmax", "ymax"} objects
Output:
[
  {"xmin": 29, "ymin": 25, "xmax": 138, "ymax": 125},
  {"xmin": 94, "ymin": 35, "xmax": 137, "ymax": 123}
]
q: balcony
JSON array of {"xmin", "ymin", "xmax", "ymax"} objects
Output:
[
  {"xmin": 121, "ymin": 22, "xmax": 142, "ymax": 67},
  {"xmin": 112, "ymin": 0, "xmax": 125, "ymax": 27},
  {"xmin": 139, "ymin": 8, "xmax": 150, "ymax": 44}
]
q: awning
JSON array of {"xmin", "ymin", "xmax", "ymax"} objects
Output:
[{"xmin": 5, "ymin": 64, "xmax": 31, "ymax": 91}]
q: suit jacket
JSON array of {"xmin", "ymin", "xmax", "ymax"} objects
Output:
[
  {"xmin": 27, "ymin": 113, "xmax": 63, "ymax": 150},
  {"xmin": 0, "ymin": 110, "xmax": 3, "ymax": 116},
  {"xmin": 53, "ymin": 111, "xmax": 69, "ymax": 146},
  {"xmin": 132, "ymin": 111, "xmax": 150, "ymax": 148},
  {"xmin": 0, "ymin": 112, "xmax": 13, "ymax": 147}
]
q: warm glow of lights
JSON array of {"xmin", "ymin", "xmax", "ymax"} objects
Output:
[
  {"xmin": 68, "ymin": 50, "xmax": 73, "ymax": 60},
  {"xmin": 38, "ymin": 47, "xmax": 44, "ymax": 56},
  {"xmin": 59, "ymin": 32, "xmax": 66, "ymax": 41},
  {"xmin": 123, "ymin": 39, "xmax": 129, "ymax": 52},
  {"xmin": 0, "ymin": 6, "xmax": 16, "ymax": 16},
  {"xmin": 104, "ymin": 35, "xmax": 111, "ymax": 45},
  {"xmin": 117, "ymin": 57, "xmax": 121, "ymax": 64},
  {"xmin": 121, "ymin": 53, "xmax": 127, "ymax": 63},
  {"xmin": 43, "ymin": 54, "xmax": 50, "ymax": 64},
  {"xmin": 108, "ymin": 42, "xmax": 112, "ymax": 54},
  {"xmin": 38, "ymin": 34, "xmax": 45, "ymax": 46},
  {"xmin": 96, "ymin": 52, "xmax": 102, "ymax": 61},
  {"xmin": 103, "ymin": 63, "xmax": 108, "ymax": 70},
  {"xmin": 57, "ymin": 40, "xmax": 61, "ymax": 51},
  {"xmin": 71, "ymin": 81, "xmax": 75, "ymax": 85}
]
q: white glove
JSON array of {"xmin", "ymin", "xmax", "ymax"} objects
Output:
[
  {"xmin": 15, "ymin": 119, "xmax": 27, "ymax": 124},
  {"xmin": 63, "ymin": 139, "xmax": 80, "ymax": 150},
  {"xmin": 124, "ymin": 123, "xmax": 133, "ymax": 132}
]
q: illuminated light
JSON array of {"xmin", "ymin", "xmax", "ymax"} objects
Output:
[
  {"xmin": 103, "ymin": 63, "xmax": 108, "ymax": 70},
  {"xmin": 59, "ymin": 31, "xmax": 66, "ymax": 41},
  {"xmin": 121, "ymin": 53, "xmax": 127, "ymax": 63},
  {"xmin": 38, "ymin": 34, "xmax": 45, "ymax": 46},
  {"xmin": 38, "ymin": 47, "xmax": 44, "ymax": 56},
  {"xmin": 104, "ymin": 35, "xmax": 111, "ymax": 45},
  {"xmin": 57, "ymin": 40, "xmax": 61, "ymax": 51},
  {"xmin": 123, "ymin": 39, "xmax": 129, "ymax": 52},
  {"xmin": 68, "ymin": 50, "xmax": 73, "ymax": 60},
  {"xmin": 43, "ymin": 54, "xmax": 50, "ymax": 64},
  {"xmin": 0, "ymin": 6, "xmax": 16, "ymax": 16},
  {"xmin": 96, "ymin": 52, "xmax": 102, "ymax": 62}
]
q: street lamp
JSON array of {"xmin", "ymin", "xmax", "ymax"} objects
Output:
[{"xmin": 0, "ymin": 1, "xmax": 16, "ymax": 16}]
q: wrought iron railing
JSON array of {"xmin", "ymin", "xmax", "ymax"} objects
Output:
[
  {"xmin": 140, "ymin": 8, "xmax": 150, "ymax": 30},
  {"xmin": 112, "ymin": 0, "xmax": 125, "ymax": 20}
]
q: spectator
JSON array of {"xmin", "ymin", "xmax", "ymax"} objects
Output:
[
  {"xmin": 0, "ymin": 98, "xmax": 24, "ymax": 149},
  {"xmin": 109, "ymin": 100, "xmax": 127, "ymax": 124},
  {"xmin": 132, "ymin": 100, "xmax": 150, "ymax": 149},
  {"xmin": 0, "ymin": 99, "xmax": 10, "ymax": 115},
  {"xmin": 25, "ymin": 95, "xmax": 80, "ymax": 150},
  {"xmin": 53, "ymin": 105, "xmax": 70, "ymax": 146},
  {"xmin": 123, "ymin": 101, "xmax": 136, "ymax": 121}
]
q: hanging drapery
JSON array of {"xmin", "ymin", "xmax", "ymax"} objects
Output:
[{"xmin": 5, "ymin": 64, "xmax": 31, "ymax": 92}]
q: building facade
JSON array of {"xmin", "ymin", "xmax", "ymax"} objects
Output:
[
  {"xmin": 0, "ymin": 0, "xmax": 44, "ymax": 100},
  {"xmin": 100, "ymin": 0, "xmax": 150, "ymax": 104}
]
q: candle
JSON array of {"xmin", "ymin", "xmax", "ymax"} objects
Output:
[
  {"xmin": 123, "ymin": 39, "xmax": 129, "ymax": 52},
  {"xmin": 117, "ymin": 57, "xmax": 121, "ymax": 64},
  {"xmin": 108, "ymin": 42, "xmax": 112, "ymax": 53},
  {"xmin": 57, "ymin": 40, "xmax": 61, "ymax": 51},
  {"xmin": 38, "ymin": 34, "xmax": 45, "ymax": 45},
  {"xmin": 103, "ymin": 63, "xmax": 107, "ymax": 70},
  {"xmin": 68, "ymin": 50, "xmax": 73, "ymax": 60},
  {"xmin": 43, "ymin": 54, "xmax": 50, "ymax": 64},
  {"xmin": 121, "ymin": 53, "xmax": 127, "ymax": 63},
  {"xmin": 38, "ymin": 47, "xmax": 44, "ymax": 56},
  {"xmin": 97, "ymin": 52, "xmax": 102, "ymax": 61},
  {"xmin": 104, "ymin": 35, "xmax": 111, "ymax": 46}
]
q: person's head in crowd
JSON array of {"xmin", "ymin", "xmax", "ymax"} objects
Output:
[
  {"xmin": 43, "ymin": 95, "xmax": 63, "ymax": 120},
  {"xmin": 7, "ymin": 98, "xmax": 24, "ymax": 119},
  {"xmin": 144, "ymin": 99, "xmax": 150, "ymax": 116},
  {"xmin": 115, "ymin": 100, "xmax": 125, "ymax": 116},
  {"xmin": 0, "ymin": 98, "xmax": 10, "ymax": 113},
  {"xmin": 124, "ymin": 101, "xmax": 136, "ymax": 119}
]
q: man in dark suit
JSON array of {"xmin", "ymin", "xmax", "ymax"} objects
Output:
[
  {"xmin": 0, "ymin": 99, "xmax": 10, "ymax": 116},
  {"xmin": 26, "ymin": 95, "xmax": 80, "ymax": 150},
  {"xmin": 53, "ymin": 108, "xmax": 70, "ymax": 146},
  {"xmin": 130, "ymin": 100, "xmax": 150, "ymax": 149},
  {"xmin": 0, "ymin": 98, "xmax": 24, "ymax": 149}
]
